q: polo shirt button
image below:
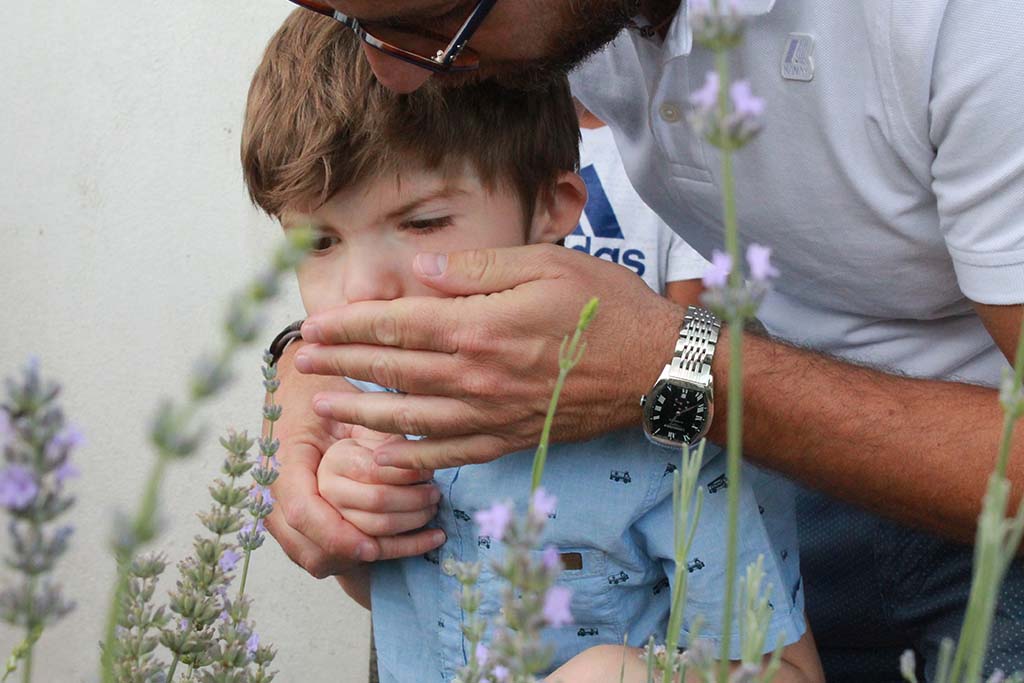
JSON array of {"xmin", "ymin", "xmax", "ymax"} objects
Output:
[{"xmin": 659, "ymin": 101, "xmax": 683, "ymax": 123}]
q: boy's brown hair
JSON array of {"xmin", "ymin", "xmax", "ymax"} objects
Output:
[{"xmin": 241, "ymin": 8, "xmax": 581, "ymax": 219}]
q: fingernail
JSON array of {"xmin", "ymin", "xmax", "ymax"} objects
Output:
[
  {"xmin": 415, "ymin": 252, "xmax": 447, "ymax": 278},
  {"xmin": 294, "ymin": 352, "xmax": 313, "ymax": 373},
  {"xmin": 431, "ymin": 530, "xmax": 447, "ymax": 546},
  {"xmin": 356, "ymin": 541, "xmax": 377, "ymax": 562},
  {"xmin": 301, "ymin": 321, "xmax": 322, "ymax": 343},
  {"xmin": 374, "ymin": 450, "xmax": 395, "ymax": 467},
  {"xmin": 313, "ymin": 399, "xmax": 331, "ymax": 416},
  {"xmin": 429, "ymin": 488, "xmax": 441, "ymax": 504}
]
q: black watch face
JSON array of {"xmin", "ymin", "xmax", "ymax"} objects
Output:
[{"xmin": 648, "ymin": 383, "xmax": 708, "ymax": 443}]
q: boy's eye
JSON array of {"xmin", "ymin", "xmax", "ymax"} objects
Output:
[
  {"xmin": 311, "ymin": 235, "xmax": 340, "ymax": 252},
  {"xmin": 403, "ymin": 216, "xmax": 453, "ymax": 233}
]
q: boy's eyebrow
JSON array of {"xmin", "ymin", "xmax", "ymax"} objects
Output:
[{"xmin": 381, "ymin": 186, "xmax": 470, "ymax": 221}]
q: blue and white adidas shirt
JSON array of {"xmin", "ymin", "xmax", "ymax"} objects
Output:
[{"xmin": 565, "ymin": 125, "xmax": 708, "ymax": 294}]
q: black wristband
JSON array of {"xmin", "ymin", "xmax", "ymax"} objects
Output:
[{"xmin": 268, "ymin": 320, "xmax": 305, "ymax": 366}]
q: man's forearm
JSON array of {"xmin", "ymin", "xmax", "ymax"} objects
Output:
[{"xmin": 710, "ymin": 327, "xmax": 1021, "ymax": 543}]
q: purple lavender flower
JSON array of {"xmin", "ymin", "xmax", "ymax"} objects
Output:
[
  {"xmin": 689, "ymin": 71, "xmax": 720, "ymax": 112},
  {"xmin": 52, "ymin": 425, "xmax": 85, "ymax": 453},
  {"xmin": 246, "ymin": 632, "xmax": 260, "ymax": 656},
  {"xmin": 746, "ymin": 243, "xmax": 779, "ymax": 282},
  {"xmin": 541, "ymin": 546, "xmax": 561, "ymax": 571},
  {"xmin": 54, "ymin": 459, "xmax": 81, "ymax": 486},
  {"xmin": 492, "ymin": 666, "xmax": 509, "ymax": 682},
  {"xmin": 219, "ymin": 548, "xmax": 242, "ymax": 573},
  {"xmin": 703, "ymin": 250, "xmax": 733, "ymax": 289},
  {"xmin": 241, "ymin": 518, "xmax": 266, "ymax": 536},
  {"xmin": 0, "ymin": 464, "xmax": 38, "ymax": 510},
  {"xmin": 530, "ymin": 487, "xmax": 557, "ymax": 522},
  {"xmin": 249, "ymin": 485, "xmax": 275, "ymax": 506},
  {"xmin": 474, "ymin": 502, "xmax": 512, "ymax": 541},
  {"xmin": 475, "ymin": 642, "xmax": 489, "ymax": 666},
  {"xmin": 729, "ymin": 80, "xmax": 765, "ymax": 118},
  {"xmin": 541, "ymin": 585, "xmax": 573, "ymax": 627}
]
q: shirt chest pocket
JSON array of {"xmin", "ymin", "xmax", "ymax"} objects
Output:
[{"xmin": 476, "ymin": 546, "xmax": 626, "ymax": 668}]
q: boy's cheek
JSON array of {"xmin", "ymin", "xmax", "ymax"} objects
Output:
[{"xmin": 295, "ymin": 267, "xmax": 348, "ymax": 317}]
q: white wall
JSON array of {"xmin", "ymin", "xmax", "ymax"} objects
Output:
[{"xmin": 0, "ymin": 2, "xmax": 370, "ymax": 680}]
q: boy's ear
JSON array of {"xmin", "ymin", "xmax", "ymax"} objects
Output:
[{"xmin": 527, "ymin": 171, "xmax": 588, "ymax": 244}]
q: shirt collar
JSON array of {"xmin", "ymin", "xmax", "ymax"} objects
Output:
[{"xmin": 658, "ymin": 0, "xmax": 777, "ymax": 59}]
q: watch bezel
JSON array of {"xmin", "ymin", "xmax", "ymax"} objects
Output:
[{"xmin": 641, "ymin": 373, "xmax": 715, "ymax": 448}]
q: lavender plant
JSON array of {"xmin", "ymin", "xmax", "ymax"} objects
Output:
[
  {"xmin": 0, "ymin": 360, "xmax": 80, "ymax": 683},
  {"xmin": 99, "ymin": 228, "xmax": 312, "ymax": 683},
  {"xmin": 452, "ymin": 299, "xmax": 599, "ymax": 683},
  {"xmin": 685, "ymin": 2, "xmax": 781, "ymax": 680}
]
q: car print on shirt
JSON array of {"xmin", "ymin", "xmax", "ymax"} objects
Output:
[
  {"xmin": 663, "ymin": 463, "xmax": 678, "ymax": 477},
  {"xmin": 577, "ymin": 628, "xmax": 600, "ymax": 637},
  {"xmin": 607, "ymin": 571, "xmax": 630, "ymax": 585},
  {"xmin": 652, "ymin": 577, "xmax": 670, "ymax": 595},
  {"xmin": 423, "ymin": 549, "xmax": 439, "ymax": 565},
  {"xmin": 478, "ymin": 536, "xmax": 492, "ymax": 549},
  {"xmin": 452, "ymin": 508, "xmax": 472, "ymax": 523},
  {"xmin": 686, "ymin": 558, "xmax": 705, "ymax": 573},
  {"xmin": 609, "ymin": 470, "xmax": 632, "ymax": 484},
  {"xmin": 707, "ymin": 474, "xmax": 728, "ymax": 493}
]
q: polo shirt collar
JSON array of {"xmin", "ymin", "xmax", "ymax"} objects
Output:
[{"xmin": 659, "ymin": 0, "xmax": 777, "ymax": 59}]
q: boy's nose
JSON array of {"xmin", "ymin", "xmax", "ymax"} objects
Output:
[
  {"xmin": 361, "ymin": 44, "xmax": 433, "ymax": 93},
  {"xmin": 343, "ymin": 249, "xmax": 406, "ymax": 303}
]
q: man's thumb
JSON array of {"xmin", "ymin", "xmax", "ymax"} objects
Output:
[{"xmin": 413, "ymin": 245, "xmax": 557, "ymax": 295}]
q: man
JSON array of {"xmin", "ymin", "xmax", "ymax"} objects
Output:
[{"xmin": 263, "ymin": 1, "xmax": 1024, "ymax": 679}]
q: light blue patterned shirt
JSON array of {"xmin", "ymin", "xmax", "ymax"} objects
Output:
[{"xmin": 352, "ymin": 381, "xmax": 805, "ymax": 682}]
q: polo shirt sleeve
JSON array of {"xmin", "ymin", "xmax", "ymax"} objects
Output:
[
  {"xmin": 632, "ymin": 450, "xmax": 806, "ymax": 660},
  {"xmin": 929, "ymin": 0, "xmax": 1024, "ymax": 305}
]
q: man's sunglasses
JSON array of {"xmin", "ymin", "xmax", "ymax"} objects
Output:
[{"xmin": 286, "ymin": 0, "xmax": 498, "ymax": 73}]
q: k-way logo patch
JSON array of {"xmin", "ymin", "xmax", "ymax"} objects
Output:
[
  {"xmin": 781, "ymin": 33, "xmax": 814, "ymax": 82},
  {"xmin": 568, "ymin": 164, "xmax": 648, "ymax": 277}
]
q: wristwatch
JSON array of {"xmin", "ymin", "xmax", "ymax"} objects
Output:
[{"xmin": 640, "ymin": 306, "xmax": 721, "ymax": 447}]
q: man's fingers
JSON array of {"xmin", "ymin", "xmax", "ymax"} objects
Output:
[
  {"xmin": 376, "ymin": 527, "xmax": 447, "ymax": 562},
  {"xmin": 372, "ymin": 433, "xmax": 512, "ymax": 471},
  {"xmin": 301, "ymin": 297, "xmax": 461, "ymax": 351},
  {"xmin": 413, "ymin": 244, "xmax": 566, "ymax": 295},
  {"xmin": 312, "ymin": 391, "xmax": 481, "ymax": 438},
  {"xmin": 341, "ymin": 506, "xmax": 439, "ymax": 537},
  {"xmin": 264, "ymin": 505, "xmax": 378, "ymax": 578},
  {"xmin": 295, "ymin": 343, "xmax": 464, "ymax": 394},
  {"xmin": 318, "ymin": 475, "xmax": 441, "ymax": 513}
]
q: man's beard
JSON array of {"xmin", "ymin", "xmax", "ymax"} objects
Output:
[{"xmin": 440, "ymin": 0, "xmax": 650, "ymax": 91}]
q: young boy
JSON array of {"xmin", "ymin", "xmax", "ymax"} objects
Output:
[{"xmin": 242, "ymin": 9, "xmax": 823, "ymax": 683}]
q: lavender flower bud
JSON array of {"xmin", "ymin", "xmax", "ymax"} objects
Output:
[
  {"xmin": 262, "ymin": 404, "xmax": 283, "ymax": 422},
  {"xmin": 251, "ymin": 465, "xmax": 279, "ymax": 488},
  {"xmin": 219, "ymin": 431, "xmax": 255, "ymax": 456},
  {"xmin": 900, "ymin": 650, "xmax": 918, "ymax": 682},
  {"xmin": 1000, "ymin": 370, "xmax": 1023, "ymax": 418},
  {"xmin": 129, "ymin": 553, "xmax": 168, "ymax": 579},
  {"xmin": 191, "ymin": 355, "xmax": 234, "ymax": 400},
  {"xmin": 226, "ymin": 297, "xmax": 263, "ymax": 345},
  {"xmin": 0, "ymin": 465, "xmax": 38, "ymax": 511},
  {"xmin": 258, "ymin": 437, "xmax": 280, "ymax": 459}
]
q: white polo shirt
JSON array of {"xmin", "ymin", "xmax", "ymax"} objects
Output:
[{"xmin": 570, "ymin": 0, "xmax": 1024, "ymax": 386}]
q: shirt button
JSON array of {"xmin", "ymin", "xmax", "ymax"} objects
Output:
[{"xmin": 659, "ymin": 101, "xmax": 683, "ymax": 123}]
